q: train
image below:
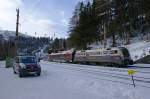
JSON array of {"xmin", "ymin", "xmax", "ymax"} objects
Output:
[{"xmin": 48, "ymin": 47, "xmax": 133, "ymax": 67}]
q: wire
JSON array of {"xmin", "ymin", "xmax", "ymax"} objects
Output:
[
  {"xmin": 20, "ymin": 0, "xmax": 54, "ymax": 37},
  {"xmin": 21, "ymin": 0, "xmax": 42, "ymax": 25}
]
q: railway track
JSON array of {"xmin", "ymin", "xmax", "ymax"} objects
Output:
[
  {"xmin": 42, "ymin": 61, "xmax": 150, "ymax": 88},
  {"xmin": 50, "ymin": 62, "xmax": 150, "ymax": 74},
  {"xmin": 58, "ymin": 64, "xmax": 150, "ymax": 82}
]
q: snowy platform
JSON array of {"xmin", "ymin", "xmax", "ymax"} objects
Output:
[{"xmin": 0, "ymin": 60, "xmax": 150, "ymax": 99}]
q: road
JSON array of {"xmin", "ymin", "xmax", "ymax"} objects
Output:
[{"xmin": 0, "ymin": 61, "xmax": 150, "ymax": 99}]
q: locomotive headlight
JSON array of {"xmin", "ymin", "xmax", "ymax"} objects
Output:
[{"xmin": 19, "ymin": 63, "xmax": 26, "ymax": 69}]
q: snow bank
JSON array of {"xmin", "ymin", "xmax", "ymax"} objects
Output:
[
  {"xmin": 42, "ymin": 61, "xmax": 150, "ymax": 99},
  {"xmin": 64, "ymin": 75, "xmax": 144, "ymax": 99},
  {"xmin": 0, "ymin": 61, "xmax": 5, "ymax": 68},
  {"xmin": 125, "ymin": 41, "xmax": 150, "ymax": 61}
]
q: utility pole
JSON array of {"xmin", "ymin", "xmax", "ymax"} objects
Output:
[{"xmin": 15, "ymin": 8, "xmax": 19, "ymax": 56}]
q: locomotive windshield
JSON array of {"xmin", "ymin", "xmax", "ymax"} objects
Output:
[{"xmin": 120, "ymin": 48, "xmax": 130, "ymax": 57}]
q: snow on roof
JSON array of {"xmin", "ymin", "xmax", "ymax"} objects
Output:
[{"xmin": 50, "ymin": 49, "xmax": 74, "ymax": 55}]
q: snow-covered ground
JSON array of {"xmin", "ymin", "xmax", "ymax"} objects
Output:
[
  {"xmin": 0, "ymin": 60, "xmax": 150, "ymax": 99},
  {"xmin": 125, "ymin": 41, "xmax": 150, "ymax": 61}
]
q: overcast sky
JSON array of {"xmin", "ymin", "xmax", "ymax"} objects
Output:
[{"xmin": 0, "ymin": 0, "xmax": 86, "ymax": 38}]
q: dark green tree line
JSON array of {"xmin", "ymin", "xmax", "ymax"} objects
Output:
[
  {"xmin": 68, "ymin": 0, "xmax": 150, "ymax": 49},
  {"xmin": 68, "ymin": 1, "xmax": 99, "ymax": 49}
]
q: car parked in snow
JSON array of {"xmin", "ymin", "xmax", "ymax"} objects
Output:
[{"xmin": 13, "ymin": 55, "xmax": 41, "ymax": 77}]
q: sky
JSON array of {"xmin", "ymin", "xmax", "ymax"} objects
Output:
[{"xmin": 0, "ymin": 0, "xmax": 85, "ymax": 38}]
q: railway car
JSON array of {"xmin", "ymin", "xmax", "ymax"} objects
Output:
[
  {"xmin": 74, "ymin": 47, "xmax": 133, "ymax": 66},
  {"xmin": 48, "ymin": 47, "xmax": 133, "ymax": 66},
  {"xmin": 49, "ymin": 50, "xmax": 75, "ymax": 62}
]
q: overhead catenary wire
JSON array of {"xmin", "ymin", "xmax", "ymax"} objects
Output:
[
  {"xmin": 19, "ymin": 0, "xmax": 51, "ymax": 36},
  {"xmin": 19, "ymin": 0, "xmax": 67, "ymax": 37},
  {"xmin": 21, "ymin": 0, "xmax": 42, "ymax": 25}
]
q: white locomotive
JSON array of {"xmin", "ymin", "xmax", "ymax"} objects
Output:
[{"xmin": 48, "ymin": 47, "xmax": 133, "ymax": 66}]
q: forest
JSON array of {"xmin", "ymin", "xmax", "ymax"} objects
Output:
[
  {"xmin": 68, "ymin": 0, "xmax": 150, "ymax": 49},
  {"xmin": 0, "ymin": 33, "xmax": 50, "ymax": 59}
]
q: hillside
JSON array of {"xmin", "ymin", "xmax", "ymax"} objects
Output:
[
  {"xmin": 0, "ymin": 30, "xmax": 50, "ymax": 59},
  {"xmin": 0, "ymin": 30, "xmax": 30, "ymax": 40}
]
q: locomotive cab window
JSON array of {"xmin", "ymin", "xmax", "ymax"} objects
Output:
[{"xmin": 110, "ymin": 50, "xmax": 118, "ymax": 54}]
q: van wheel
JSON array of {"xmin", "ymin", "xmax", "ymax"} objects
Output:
[
  {"xmin": 13, "ymin": 67, "xmax": 17, "ymax": 74},
  {"xmin": 37, "ymin": 73, "xmax": 41, "ymax": 76},
  {"xmin": 14, "ymin": 70, "xmax": 17, "ymax": 74}
]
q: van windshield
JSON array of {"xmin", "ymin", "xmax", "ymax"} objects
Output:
[{"xmin": 20, "ymin": 57, "xmax": 37, "ymax": 63}]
